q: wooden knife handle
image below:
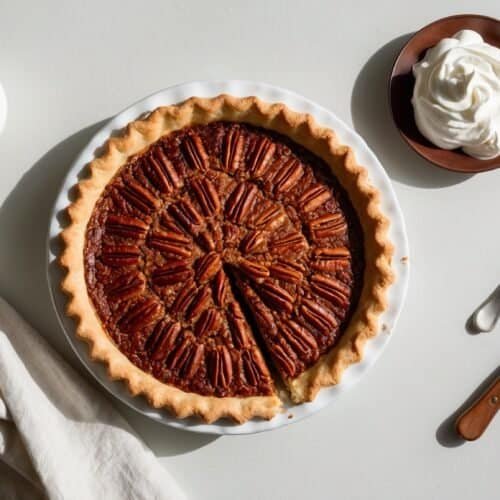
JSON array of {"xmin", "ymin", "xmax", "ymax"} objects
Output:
[{"xmin": 456, "ymin": 377, "xmax": 500, "ymax": 441}]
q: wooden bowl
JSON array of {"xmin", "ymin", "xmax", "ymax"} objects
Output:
[{"xmin": 389, "ymin": 14, "xmax": 500, "ymax": 173}]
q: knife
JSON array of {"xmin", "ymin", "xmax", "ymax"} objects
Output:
[{"xmin": 456, "ymin": 376, "xmax": 500, "ymax": 440}]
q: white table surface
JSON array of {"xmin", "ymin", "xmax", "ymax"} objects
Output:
[{"xmin": 0, "ymin": 1, "xmax": 499, "ymax": 499}]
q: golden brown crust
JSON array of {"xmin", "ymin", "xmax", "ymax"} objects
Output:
[{"xmin": 59, "ymin": 95, "xmax": 393, "ymax": 421}]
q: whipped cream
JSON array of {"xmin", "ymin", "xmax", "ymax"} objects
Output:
[{"xmin": 412, "ymin": 29, "xmax": 500, "ymax": 160}]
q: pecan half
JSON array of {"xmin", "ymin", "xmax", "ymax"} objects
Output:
[
  {"xmin": 101, "ymin": 245, "xmax": 141, "ymax": 267},
  {"xmin": 311, "ymin": 247, "xmax": 351, "ymax": 272},
  {"xmin": 269, "ymin": 261, "xmax": 303, "ymax": 284},
  {"xmin": 209, "ymin": 346, "xmax": 233, "ymax": 389},
  {"xmin": 118, "ymin": 298, "xmax": 163, "ymax": 332},
  {"xmin": 223, "ymin": 128, "xmax": 244, "ymax": 173},
  {"xmin": 298, "ymin": 185, "xmax": 331, "ymax": 213},
  {"xmin": 152, "ymin": 259, "xmax": 192, "ymax": 286},
  {"xmin": 238, "ymin": 258, "xmax": 270, "ymax": 282},
  {"xmin": 247, "ymin": 137, "xmax": 276, "ymax": 177},
  {"xmin": 147, "ymin": 321, "xmax": 182, "ymax": 361},
  {"xmin": 147, "ymin": 148, "xmax": 182, "ymax": 193},
  {"xmin": 160, "ymin": 214, "xmax": 184, "ymax": 235},
  {"xmin": 148, "ymin": 230, "xmax": 192, "ymax": 257},
  {"xmin": 212, "ymin": 270, "xmax": 229, "ymax": 307},
  {"xmin": 190, "ymin": 177, "xmax": 221, "ymax": 216},
  {"xmin": 251, "ymin": 202, "xmax": 286, "ymax": 230},
  {"xmin": 269, "ymin": 232, "xmax": 306, "ymax": 254},
  {"xmin": 271, "ymin": 341, "xmax": 298, "ymax": 378},
  {"xmin": 170, "ymin": 199, "xmax": 204, "ymax": 234},
  {"xmin": 239, "ymin": 282, "xmax": 277, "ymax": 336},
  {"xmin": 240, "ymin": 230, "xmax": 267, "ymax": 254},
  {"xmin": 182, "ymin": 135, "xmax": 209, "ymax": 171},
  {"xmin": 194, "ymin": 309, "xmax": 222, "ymax": 338},
  {"xmin": 105, "ymin": 215, "xmax": 148, "ymax": 240},
  {"xmin": 311, "ymin": 274, "xmax": 351, "ymax": 308},
  {"xmin": 106, "ymin": 271, "xmax": 145, "ymax": 301},
  {"xmin": 186, "ymin": 284, "xmax": 212, "ymax": 320},
  {"xmin": 183, "ymin": 343, "xmax": 205, "ymax": 379},
  {"xmin": 265, "ymin": 158, "xmax": 304, "ymax": 194},
  {"xmin": 170, "ymin": 282, "xmax": 197, "ymax": 314},
  {"xmin": 242, "ymin": 349, "xmax": 268, "ymax": 386},
  {"xmin": 300, "ymin": 298, "xmax": 337, "ymax": 333},
  {"xmin": 121, "ymin": 179, "xmax": 160, "ymax": 213},
  {"xmin": 195, "ymin": 252, "xmax": 222, "ymax": 283},
  {"xmin": 226, "ymin": 302, "xmax": 252, "ymax": 349},
  {"xmin": 196, "ymin": 230, "xmax": 216, "ymax": 252},
  {"xmin": 258, "ymin": 280, "xmax": 294, "ymax": 314},
  {"xmin": 280, "ymin": 319, "xmax": 318, "ymax": 359},
  {"xmin": 167, "ymin": 338, "xmax": 205, "ymax": 379},
  {"xmin": 309, "ymin": 213, "xmax": 347, "ymax": 241},
  {"xmin": 225, "ymin": 182, "xmax": 258, "ymax": 224}
]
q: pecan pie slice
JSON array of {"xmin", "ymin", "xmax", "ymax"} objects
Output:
[{"xmin": 60, "ymin": 95, "xmax": 393, "ymax": 423}]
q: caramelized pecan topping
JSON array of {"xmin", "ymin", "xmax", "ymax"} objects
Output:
[{"xmin": 85, "ymin": 121, "xmax": 363, "ymax": 398}]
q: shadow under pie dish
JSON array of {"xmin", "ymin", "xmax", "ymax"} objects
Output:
[{"xmin": 60, "ymin": 95, "xmax": 393, "ymax": 423}]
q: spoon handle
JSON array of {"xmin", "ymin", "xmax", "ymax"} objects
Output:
[{"xmin": 456, "ymin": 377, "xmax": 500, "ymax": 440}]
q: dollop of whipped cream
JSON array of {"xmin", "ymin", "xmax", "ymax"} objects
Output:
[{"xmin": 412, "ymin": 29, "xmax": 500, "ymax": 160}]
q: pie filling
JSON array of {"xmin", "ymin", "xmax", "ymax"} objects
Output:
[{"xmin": 84, "ymin": 122, "xmax": 364, "ymax": 399}]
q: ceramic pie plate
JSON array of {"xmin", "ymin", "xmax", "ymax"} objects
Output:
[{"xmin": 47, "ymin": 80, "xmax": 409, "ymax": 435}]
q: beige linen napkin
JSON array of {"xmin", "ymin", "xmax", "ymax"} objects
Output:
[{"xmin": 0, "ymin": 297, "xmax": 186, "ymax": 500}]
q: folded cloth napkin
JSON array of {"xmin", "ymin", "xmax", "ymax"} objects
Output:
[{"xmin": 0, "ymin": 297, "xmax": 186, "ymax": 500}]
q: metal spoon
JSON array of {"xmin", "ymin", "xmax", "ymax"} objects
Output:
[{"xmin": 470, "ymin": 285, "xmax": 500, "ymax": 333}]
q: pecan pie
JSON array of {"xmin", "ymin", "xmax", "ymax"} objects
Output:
[{"xmin": 60, "ymin": 95, "xmax": 393, "ymax": 423}]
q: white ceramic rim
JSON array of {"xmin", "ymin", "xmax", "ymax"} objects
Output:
[{"xmin": 46, "ymin": 80, "xmax": 410, "ymax": 435}]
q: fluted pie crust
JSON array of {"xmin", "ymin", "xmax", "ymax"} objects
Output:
[{"xmin": 60, "ymin": 95, "xmax": 393, "ymax": 423}]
